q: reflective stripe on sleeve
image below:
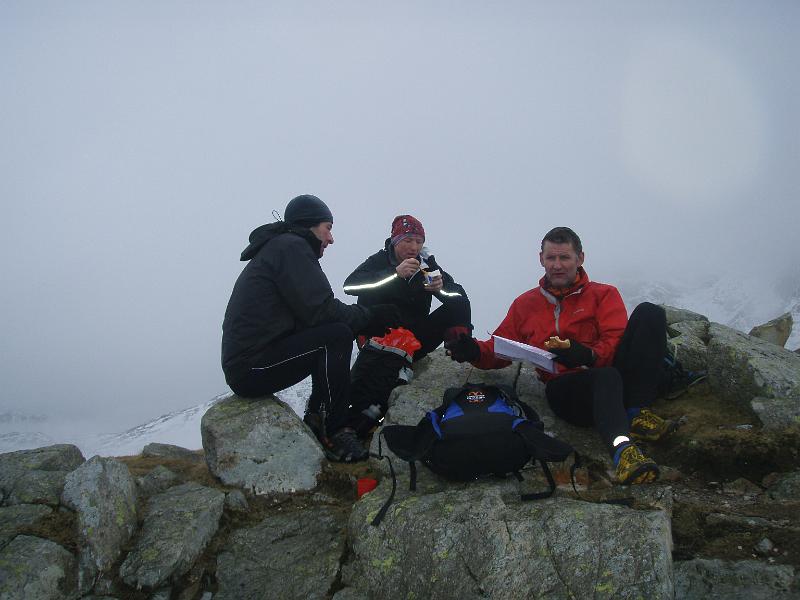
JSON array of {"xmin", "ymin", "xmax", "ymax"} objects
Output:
[
  {"xmin": 343, "ymin": 274, "xmax": 399, "ymax": 291},
  {"xmin": 439, "ymin": 290, "xmax": 462, "ymax": 297}
]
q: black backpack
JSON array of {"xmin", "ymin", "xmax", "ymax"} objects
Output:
[{"xmin": 372, "ymin": 384, "xmax": 576, "ymax": 525}]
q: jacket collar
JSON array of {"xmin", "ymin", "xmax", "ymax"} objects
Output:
[
  {"xmin": 539, "ymin": 267, "xmax": 589, "ymax": 303},
  {"xmin": 240, "ymin": 222, "xmax": 321, "ymax": 260}
]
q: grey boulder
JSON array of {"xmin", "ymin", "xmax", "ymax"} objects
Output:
[
  {"xmin": 201, "ymin": 395, "xmax": 325, "ymax": 494},
  {"xmin": 662, "ymin": 305, "xmax": 709, "ymax": 325},
  {"xmin": 136, "ymin": 465, "xmax": 180, "ymax": 496},
  {"xmin": 749, "ymin": 312, "xmax": 793, "ymax": 348},
  {"xmin": 61, "ymin": 456, "xmax": 138, "ymax": 591},
  {"xmin": 751, "ymin": 396, "xmax": 800, "ymax": 430},
  {"xmin": 215, "ymin": 506, "xmax": 347, "ymax": 600},
  {"xmin": 706, "ymin": 323, "xmax": 800, "ymax": 412},
  {"xmin": 0, "ymin": 534, "xmax": 77, "ymax": 600},
  {"xmin": 668, "ymin": 319, "xmax": 709, "ymax": 373},
  {"xmin": 119, "ymin": 482, "xmax": 224, "ymax": 590},
  {"xmin": 141, "ymin": 443, "xmax": 201, "ymax": 462},
  {"xmin": 344, "ymin": 483, "xmax": 674, "ymax": 599},
  {"xmin": 0, "ymin": 444, "xmax": 85, "ymax": 506}
]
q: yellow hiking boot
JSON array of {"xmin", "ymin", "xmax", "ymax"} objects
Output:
[
  {"xmin": 630, "ymin": 408, "xmax": 678, "ymax": 442},
  {"xmin": 615, "ymin": 444, "xmax": 659, "ymax": 485}
]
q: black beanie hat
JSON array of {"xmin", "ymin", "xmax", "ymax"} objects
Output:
[{"xmin": 284, "ymin": 194, "xmax": 333, "ymax": 227}]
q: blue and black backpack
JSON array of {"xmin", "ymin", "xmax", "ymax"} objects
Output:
[{"xmin": 372, "ymin": 383, "xmax": 576, "ymax": 525}]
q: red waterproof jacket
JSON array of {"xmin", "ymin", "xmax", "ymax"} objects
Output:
[{"xmin": 473, "ymin": 269, "xmax": 627, "ymax": 381}]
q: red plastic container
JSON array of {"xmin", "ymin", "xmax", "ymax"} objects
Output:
[{"xmin": 357, "ymin": 477, "xmax": 378, "ymax": 498}]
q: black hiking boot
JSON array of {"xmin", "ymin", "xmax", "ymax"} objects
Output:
[
  {"xmin": 323, "ymin": 428, "xmax": 369, "ymax": 463},
  {"xmin": 630, "ymin": 409, "xmax": 679, "ymax": 442},
  {"xmin": 658, "ymin": 356, "xmax": 707, "ymax": 400}
]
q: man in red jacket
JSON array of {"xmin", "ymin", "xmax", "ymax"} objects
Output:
[{"xmin": 447, "ymin": 227, "xmax": 674, "ymax": 485}]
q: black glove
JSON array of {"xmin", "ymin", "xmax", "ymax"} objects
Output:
[
  {"xmin": 362, "ymin": 304, "xmax": 402, "ymax": 337},
  {"xmin": 444, "ymin": 334, "xmax": 480, "ymax": 363},
  {"xmin": 549, "ymin": 339, "xmax": 594, "ymax": 368}
]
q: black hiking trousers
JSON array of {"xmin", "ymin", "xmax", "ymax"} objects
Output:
[
  {"xmin": 404, "ymin": 298, "xmax": 472, "ymax": 362},
  {"xmin": 228, "ymin": 322, "xmax": 354, "ymax": 435},
  {"xmin": 345, "ymin": 298, "xmax": 471, "ymax": 433},
  {"xmin": 544, "ymin": 302, "xmax": 667, "ymax": 455}
]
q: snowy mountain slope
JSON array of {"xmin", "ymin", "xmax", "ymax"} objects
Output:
[
  {"xmin": 0, "ymin": 382, "xmax": 313, "ymax": 458},
  {"xmin": 618, "ymin": 273, "xmax": 799, "ymax": 350}
]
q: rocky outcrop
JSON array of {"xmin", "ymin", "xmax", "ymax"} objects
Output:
[
  {"xmin": 119, "ymin": 482, "xmax": 224, "ymax": 590},
  {"xmin": 215, "ymin": 506, "xmax": 348, "ymax": 600},
  {"xmin": 201, "ymin": 395, "xmax": 325, "ymax": 494},
  {"xmin": 0, "ymin": 535, "xmax": 78, "ymax": 600},
  {"xmin": 674, "ymin": 558, "xmax": 798, "ymax": 599},
  {"xmin": 706, "ymin": 323, "xmax": 800, "ymax": 426},
  {"xmin": 749, "ymin": 312, "xmax": 793, "ymax": 348},
  {"xmin": 2, "ymin": 305, "xmax": 799, "ymax": 599},
  {"xmin": 751, "ymin": 396, "xmax": 800, "ymax": 430},
  {"xmin": 663, "ymin": 305, "xmax": 709, "ymax": 325},
  {"xmin": 0, "ymin": 444, "xmax": 85, "ymax": 506},
  {"xmin": 136, "ymin": 465, "xmax": 179, "ymax": 496},
  {"xmin": 668, "ymin": 319, "xmax": 709, "ymax": 373},
  {"xmin": 61, "ymin": 457, "xmax": 138, "ymax": 592},
  {"xmin": 141, "ymin": 443, "xmax": 201, "ymax": 462},
  {"xmin": 345, "ymin": 483, "xmax": 673, "ymax": 599}
]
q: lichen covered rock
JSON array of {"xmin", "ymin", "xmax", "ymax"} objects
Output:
[
  {"xmin": 0, "ymin": 444, "xmax": 85, "ymax": 506},
  {"xmin": 345, "ymin": 484, "xmax": 673, "ymax": 599},
  {"xmin": 215, "ymin": 506, "xmax": 347, "ymax": 600},
  {"xmin": 61, "ymin": 456, "xmax": 138, "ymax": 591},
  {"xmin": 201, "ymin": 395, "xmax": 324, "ymax": 494},
  {"xmin": 119, "ymin": 482, "xmax": 224, "ymax": 590},
  {"xmin": 0, "ymin": 534, "xmax": 77, "ymax": 600}
]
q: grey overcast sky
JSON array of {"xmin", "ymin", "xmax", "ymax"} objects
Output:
[{"xmin": 1, "ymin": 2, "xmax": 798, "ymax": 431}]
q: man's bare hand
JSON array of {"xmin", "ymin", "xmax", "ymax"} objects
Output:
[
  {"xmin": 396, "ymin": 258, "xmax": 420, "ymax": 278},
  {"xmin": 424, "ymin": 276, "xmax": 443, "ymax": 293}
]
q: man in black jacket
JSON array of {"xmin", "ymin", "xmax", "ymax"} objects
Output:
[
  {"xmin": 342, "ymin": 214, "xmax": 472, "ymax": 435},
  {"xmin": 343, "ymin": 214, "xmax": 471, "ymax": 357},
  {"xmin": 221, "ymin": 195, "xmax": 399, "ymax": 462}
]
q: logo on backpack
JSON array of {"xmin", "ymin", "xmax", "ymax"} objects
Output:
[{"xmin": 465, "ymin": 389, "xmax": 486, "ymax": 403}]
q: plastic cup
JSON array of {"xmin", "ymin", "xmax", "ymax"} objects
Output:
[{"xmin": 357, "ymin": 477, "xmax": 378, "ymax": 498}]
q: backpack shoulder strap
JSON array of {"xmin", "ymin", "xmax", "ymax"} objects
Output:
[
  {"xmin": 381, "ymin": 417, "xmax": 438, "ymax": 462},
  {"xmin": 514, "ymin": 420, "xmax": 574, "ymax": 462}
]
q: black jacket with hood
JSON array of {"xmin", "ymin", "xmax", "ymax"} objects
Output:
[
  {"xmin": 342, "ymin": 239, "xmax": 469, "ymax": 324},
  {"xmin": 221, "ymin": 222, "xmax": 370, "ymax": 385}
]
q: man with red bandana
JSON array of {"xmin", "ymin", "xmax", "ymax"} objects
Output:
[
  {"xmin": 343, "ymin": 214, "xmax": 472, "ymax": 436},
  {"xmin": 446, "ymin": 227, "xmax": 674, "ymax": 485}
]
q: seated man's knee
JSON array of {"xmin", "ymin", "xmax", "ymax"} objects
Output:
[
  {"xmin": 326, "ymin": 322, "xmax": 355, "ymax": 348},
  {"xmin": 630, "ymin": 302, "xmax": 666, "ymax": 328},
  {"xmin": 589, "ymin": 367, "xmax": 623, "ymax": 394}
]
